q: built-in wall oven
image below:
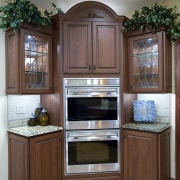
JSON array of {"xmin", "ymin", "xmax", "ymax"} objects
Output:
[
  {"xmin": 63, "ymin": 78, "xmax": 120, "ymax": 175},
  {"xmin": 65, "ymin": 129, "xmax": 120, "ymax": 174},
  {"xmin": 64, "ymin": 78, "xmax": 120, "ymax": 130}
]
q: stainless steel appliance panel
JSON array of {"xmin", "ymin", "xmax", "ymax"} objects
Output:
[
  {"xmin": 64, "ymin": 78, "xmax": 120, "ymax": 130},
  {"xmin": 65, "ymin": 129, "xmax": 120, "ymax": 174}
]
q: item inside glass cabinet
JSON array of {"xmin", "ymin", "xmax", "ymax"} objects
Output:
[
  {"xmin": 24, "ymin": 35, "xmax": 49, "ymax": 89},
  {"xmin": 133, "ymin": 37, "xmax": 159, "ymax": 88}
]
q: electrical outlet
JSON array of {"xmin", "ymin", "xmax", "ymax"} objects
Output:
[{"xmin": 16, "ymin": 104, "xmax": 25, "ymax": 114}]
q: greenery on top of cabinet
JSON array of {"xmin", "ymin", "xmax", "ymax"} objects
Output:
[
  {"xmin": 122, "ymin": 3, "xmax": 180, "ymax": 42},
  {"xmin": 0, "ymin": 0, "xmax": 64, "ymax": 31}
]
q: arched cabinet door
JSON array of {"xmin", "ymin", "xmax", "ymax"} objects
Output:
[{"xmin": 61, "ymin": 1, "xmax": 125, "ymax": 74}]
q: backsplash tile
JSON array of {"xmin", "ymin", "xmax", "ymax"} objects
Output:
[
  {"xmin": 138, "ymin": 94, "xmax": 171, "ymax": 122},
  {"xmin": 8, "ymin": 119, "xmax": 29, "ymax": 128},
  {"xmin": 8, "ymin": 95, "xmax": 40, "ymax": 122}
]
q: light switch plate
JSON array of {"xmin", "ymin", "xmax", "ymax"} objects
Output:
[{"xmin": 16, "ymin": 104, "xmax": 25, "ymax": 114}]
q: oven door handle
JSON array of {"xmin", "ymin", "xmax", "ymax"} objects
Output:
[
  {"xmin": 67, "ymin": 88, "xmax": 118, "ymax": 96},
  {"xmin": 68, "ymin": 135, "xmax": 118, "ymax": 141}
]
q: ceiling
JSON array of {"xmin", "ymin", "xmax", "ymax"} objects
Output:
[{"xmin": 0, "ymin": 0, "xmax": 166, "ymax": 16}]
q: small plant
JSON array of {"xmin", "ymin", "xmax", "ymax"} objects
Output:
[
  {"xmin": 0, "ymin": 0, "xmax": 64, "ymax": 31},
  {"xmin": 122, "ymin": 3, "xmax": 180, "ymax": 42}
]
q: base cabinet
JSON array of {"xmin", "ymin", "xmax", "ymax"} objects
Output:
[
  {"xmin": 122, "ymin": 128, "xmax": 170, "ymax": 180},
  {"xmin": 8, "ymin": 132, "xmax": 62, "ymax": 180}
]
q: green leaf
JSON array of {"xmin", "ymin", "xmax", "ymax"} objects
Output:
[
  {"xmin": 0, "ymin": 0, "xmax": 64, "ymax": 30},
  {"xmin": 122, "ymin": 3, "xmax": 180, "ymax": 42}
]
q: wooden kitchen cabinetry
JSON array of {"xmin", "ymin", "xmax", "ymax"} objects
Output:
[
  {"xmin": 6, "ymin": 24, "xmax": 53, "ymax": 94},
  {"xmin": 128, "ymin": 31, "xmax": 172, "ymax": 93},
  {"xmin": 62, "ymin": 2, "xmax": 125, "ymax": 74},
  {"xmin": 64, "ymin": 175, "xmax": 121, "ymax": 180},
  {"xmin": 122, "ymin": 128, "xmax": 170, "ymax": 180},
  {"xmin": 8, "ymin": 131, "xmax": 62, "ymax": 180}
]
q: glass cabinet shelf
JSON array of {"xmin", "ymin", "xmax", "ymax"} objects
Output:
[
  {"xmin": 25, "ymin": 50, "xmax": 48, "ymax": 57},
  {"xmin": 134, "ymin": 51, "xmax": 158, "ymax": 56}
]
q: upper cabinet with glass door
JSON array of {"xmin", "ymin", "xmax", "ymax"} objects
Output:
[
  {"xmin": 128, "ymin": 31, "xmax": 172, "ymax": 93},
  {"xmin": 6, "ymin": 25, "xmax": 53, "ymax": 94}
]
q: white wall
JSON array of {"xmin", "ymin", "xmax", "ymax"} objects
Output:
[
  {"xmin": 165, "ymin": 8, "xmax": 180, "ymax": 177},
  {"xmin": 0, "ymin": 29, "xmax": 8, "ymax": 180}
]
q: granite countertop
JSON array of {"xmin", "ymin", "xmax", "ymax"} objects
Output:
[
  {"xmin": 8, "ymin": 125, "xmax": 63, "ymax": 137},
  {"xmin": 122, "ymin": 122, "xmax": 171, "ymax": 133}
]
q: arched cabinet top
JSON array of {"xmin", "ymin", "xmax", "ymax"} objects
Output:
[{"xmin": 64, "ymin": 1, "xmax": 126, "ymax": 22}]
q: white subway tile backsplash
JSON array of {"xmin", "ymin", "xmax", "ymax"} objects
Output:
[
  {"xmin": 137, "ymin": 94, "xmax": 171, "ymax": 121},
  {"xmin": 8, "ymin": 95, "xmax": 40, "ymax": 121},
  {"xmin": 156, "ymin": 108, "xmax": 170, "ymax": 117}
]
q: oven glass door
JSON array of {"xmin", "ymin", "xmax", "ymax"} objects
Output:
[
  {"xmin": 65, "ymin": 93, "xmax": 119, "ymax": 129},
  {"xmin": 68, "ymin": 97, "xmax": 117, "ymax": 121},
  {"xmin": 65, "ymin": 130, "xmax": 120, "ymax": 174}
]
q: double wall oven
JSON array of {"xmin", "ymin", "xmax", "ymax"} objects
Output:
[{"xmin": 63, "ymin": 78, "xmax": 120, "ymax": 175}]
